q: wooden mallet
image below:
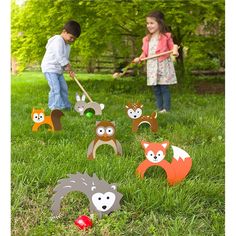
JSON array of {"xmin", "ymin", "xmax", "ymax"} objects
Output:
[
  {"xmin": 73, "ymin": 75, "xmax": 93, "ymax": 102},
  {"xmin": 140, "ymin": 44, "xmax": 179, "ymax": 61},
  {"xmin": 112, "ymin": 44, "xmax": 179, "ymax": 78}
]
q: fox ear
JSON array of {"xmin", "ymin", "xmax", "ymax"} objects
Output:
[
  {"xmin": 141, "ymin": 141, "xmax": 149, "ymax": 149},
  {"xmin": 161, "ymin": 141, "xmax": 169, "ymax": 149}
]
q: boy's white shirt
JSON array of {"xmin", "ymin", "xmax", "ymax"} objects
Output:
[{"xmin": 41, "ymin": 35, "xmax": 70, "ymax": 74}]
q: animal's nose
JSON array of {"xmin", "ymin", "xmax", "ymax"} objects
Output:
[
  {"xmin": 154, "ymin": 156, "xmax": 157, "ymax": 159},
  {"xmin": 102, "ymin": 205, "xmax": 107, "ymax": 209},
  {"xmin": 134, "ymin": 115, "xmax": 137, "ymax": 118}
]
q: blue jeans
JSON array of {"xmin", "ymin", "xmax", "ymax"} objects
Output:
[
  {"xmin": 44, "ymin": 72, "xmax": 71, "ymax": 110},
  {"xmin": 152, "ymin": 85, "xmax": 171, "ymax": 111}
]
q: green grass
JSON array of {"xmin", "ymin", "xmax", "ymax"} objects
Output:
[{"xmin": 11, "ymin": 72, "xmax": 224, "ymax": 235}]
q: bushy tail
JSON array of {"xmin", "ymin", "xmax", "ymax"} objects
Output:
[
  {"xmin": 167, "ymin": 146, "xmax": 192, "ymax": 185},
  {"xmin": 51, "ymin": 109, "xmax": 64, "ymax": 131}
]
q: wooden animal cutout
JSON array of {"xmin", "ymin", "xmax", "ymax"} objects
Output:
[
  {"xmin": 136, "ymin": 140, "xmax": 192, "ymax": 185},
  {"xmin": 87, "ymin": 121, "xmax": 123, "ymax": 160},
  {"xmin": 31, "ymin": 108, "xmax": 64, "ymax": 131},
  {"xmin": 74, "ymin": 93, "xmax": 105, "ymax": 116},
  {"xmin": 51, "ymin": 172, "xmax": 123, "ymax": 219},
  {"xmin": 125, "ymin": 102, "xmax": 158, "ymax": 132}
]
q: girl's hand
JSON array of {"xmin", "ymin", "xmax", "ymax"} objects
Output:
[
  {"xmin": 133, "ymin": 57, "xmax": 141, "ymax": 63},
  {"xmin": 173, "ymin": 52, "xmax": 179, "ymax": 57}
]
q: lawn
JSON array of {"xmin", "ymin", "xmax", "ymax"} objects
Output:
[{"xmin": 11, "ymin": 72, "xmax": 225, "ymax": 235}]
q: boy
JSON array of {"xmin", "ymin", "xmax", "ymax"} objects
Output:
[{"xmin": 41, "ymin": 20, "xmax": 81, "ymax": 110}]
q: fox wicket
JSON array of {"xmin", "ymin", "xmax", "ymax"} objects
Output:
[{"xmin": 136, "ymin": 140, "xmax": 192, "ymax": 185}]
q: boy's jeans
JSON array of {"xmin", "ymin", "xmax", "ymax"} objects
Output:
[
  {"xmin": 44, "ymin": 72, "xmax": 71, "ymax": 110},
  {"xmin": 152, "ymin": 85, "xmax": 171, "ymax": 111}
]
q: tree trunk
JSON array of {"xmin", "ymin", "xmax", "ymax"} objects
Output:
[
  {"xmin": 176, "ymin": 46, "xmax": 185, "ymax": 83},
  {"xmin": 11, "ymin": 58, "xmax": 18, "ymax": 75},
  {"xmin": 173, "ymin": 26, "xmax": 185, "ymax": 83},
  {"xmin": 87, "ymin": 59, "xmax": 95, "ymax": 73}
]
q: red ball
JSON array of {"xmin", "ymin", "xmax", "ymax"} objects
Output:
[{"xmin": 74, "ymin": 215, "xmax": 93, "ymax": 230}]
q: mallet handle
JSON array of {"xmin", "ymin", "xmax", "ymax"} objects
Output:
[
  {"xmin": 73, "ymin": 76, "xmax": 93, "ymax": 102},
  {"xmin": 140, "ymin": 44, "xmax": 179, "ymax": 61}
]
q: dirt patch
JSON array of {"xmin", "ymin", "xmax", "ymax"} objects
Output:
[{"xmin": 195, "ymin": 82, "xmax": 225, "ymax": 94}]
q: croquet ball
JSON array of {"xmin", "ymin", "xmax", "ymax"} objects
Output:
[
  {"xmin": 74, "ymin": 215, "xmax": 93, "ymax": 230},
  {"xmin": 85, "ymin": 112, "xmax": 94, "ymax": 118}
]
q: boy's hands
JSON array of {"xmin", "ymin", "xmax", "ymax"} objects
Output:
[
  {"xmin": 64, "ymin": 64, "xmax": 71, "ymax": 72},
  {"xmin": 65, "ymin": 64, "xmax": 75, "ymax": 79},
  {"xmin": 69, "ymin": 71, "xmax": 75, "ymax": 79}
]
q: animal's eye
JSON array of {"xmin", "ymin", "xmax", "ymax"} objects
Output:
[
  {"xmin": 98, "ymin": 197, "xmax": 101, "ymax": 200},
  {"xmin": 106, "ymin": 127, "xmax": 114, "ymax": 136},
  {"xmin": 40, "ymin": 115, "xmax": 43, "ymax": 118},
  {"xmin": 147, "ymin": 151, "xmax": 153, "ymax": 157},
  {"xmin": 128, "ymin": 109, "xmax": 133, "ymax": 115},
  {"xmin": 96, "ymin": 127, "xmax": 105, "ymax": 136},
  {"xmin": 34, "ymin": 114, "xmax": 38, "ymax": 119},
  {"xmin": 107, "ymin": 196, "xmax": 110, "ymax": 199},
  {"xmin": 147, "ymin": 150, "xmax": 155, "ymax": 159},
  {"xmin": 156, "ymin": 151, "xmax": 164, "ymax": 158},
  {"xmin": 136, "ymin": 108, "xmax": 142, "ymax": 114}
]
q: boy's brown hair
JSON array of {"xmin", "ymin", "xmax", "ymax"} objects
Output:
[{"xmin": 63, "ymin": 20, "xmax": 81, "ymax": 38}]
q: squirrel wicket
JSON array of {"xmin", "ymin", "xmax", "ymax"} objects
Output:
[
  {"xmin": 136, "ymin": 140, "xmax": 192, "ymax": 185},
  {"xmin": 31, "ymin": 108, "xmax": 64, "ymax": 131},
  {"xmin": 51, "ymin": 172, "xmax": 123, "ymax": 219}
]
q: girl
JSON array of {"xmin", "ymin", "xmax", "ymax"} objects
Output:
[{"xmin": 134, "ymin": 11, "xmax": 178, "ymax": 113}]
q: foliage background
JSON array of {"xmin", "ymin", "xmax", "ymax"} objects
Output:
[{"xmin": 11, "ymin": 0, "xmax": 225, "ymax": 78}]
